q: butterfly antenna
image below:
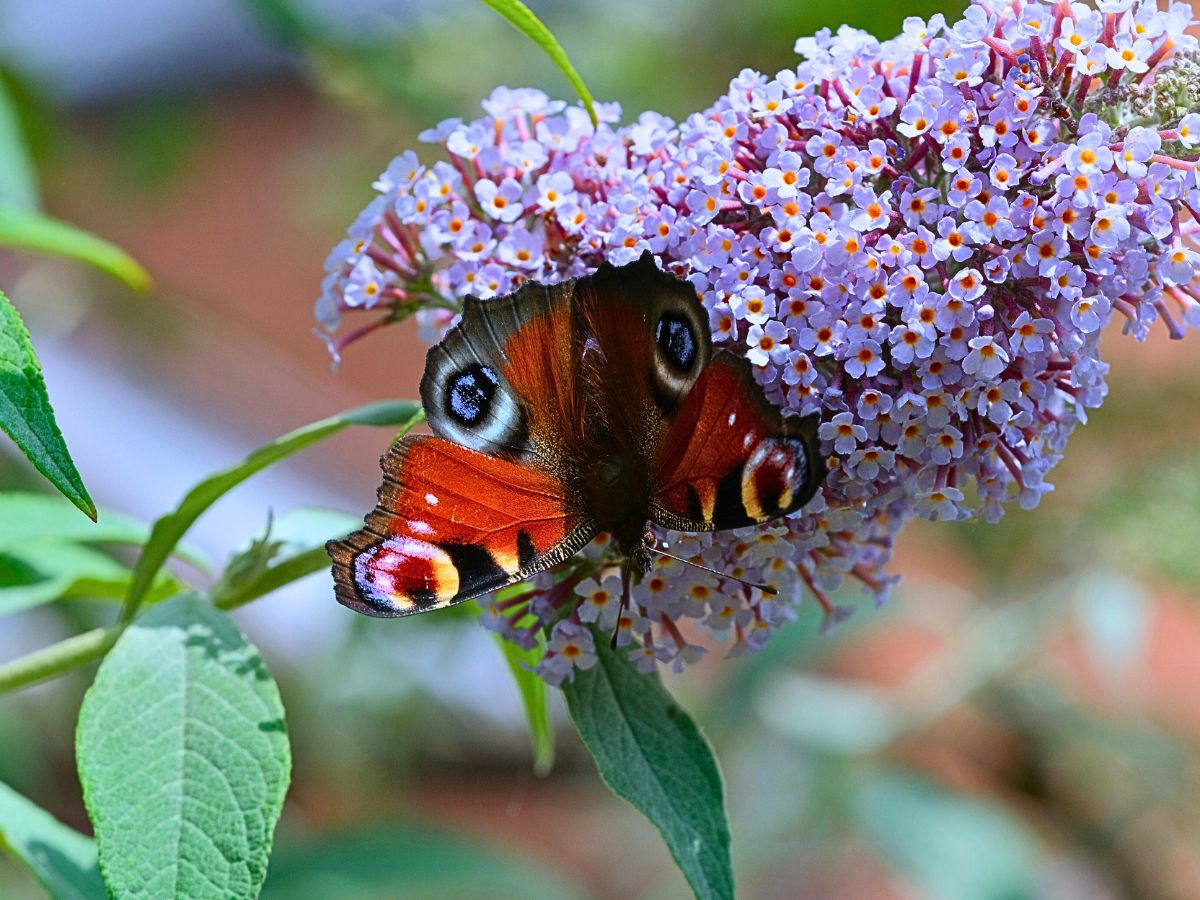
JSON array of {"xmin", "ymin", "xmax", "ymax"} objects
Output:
[
  {"xmin": 644, "ymin": 544, "xmax": 778, "ymax": 596},
  {"xmin": 611, "ymin": 562, "xmax": 633, "ymax": 650}
]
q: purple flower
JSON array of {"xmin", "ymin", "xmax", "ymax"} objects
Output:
[
  {"xmin": 475, "ymin": 178, "xmax": 525, "ymax": 222},
  {"xmin": 315, "ymin": 0, "xmax": 1200, "ymax": 678}
]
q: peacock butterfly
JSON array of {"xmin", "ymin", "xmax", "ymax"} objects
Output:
[{"xmin": 327, "ymin": 252, "xmax": 826, "ymax": 617}]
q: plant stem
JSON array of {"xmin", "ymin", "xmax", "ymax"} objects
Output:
[{"xmin": 0, "ymin": 625, "xmax": 123, "ymax": 694}]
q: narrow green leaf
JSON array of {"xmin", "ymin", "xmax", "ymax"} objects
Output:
[
  {"xmin": 0, "ymin": 541, "xmax": 183, "ymax": 616},
  {"xmin": 0, "ymin": 291, "xmax": 95, "ymax": 519},
  {"xmin": 77, "ymin": 594, "xmax": 291, "ymax": 900},
  {"xmin": 0, "ymin": 781, "xmax": 105, "ymax": 900},
  {"xmin": 0, "ymin": 77, "xmax": 39, "ymax": 211},
  {"xmin": 0, "ymin": 492, "xmax": 146, "ymax": 548},
  {"xmin": 562, "ymin": 630, "xmax": 733, "ymax": 900},
  {"xmin": 493, "ymin": 627, "xmax": 554, "ymax": 775},
  {"xmin": 0, "ymin": 207, "xmax": 151, "ymax": 292},
  {"xmin": 479, "ymin": 0, "xmax": 598, "ymax": 126},
  {"xmin": 122, "ymin": 400, "xmax": 422, "ymax": 621},
  {"xmin": 263, "ymin": 824, "xmax": 585, "ymax": 900},
  {"xmin": 0, "ymin": 492, "xmax": 209, "ymax": 573}
]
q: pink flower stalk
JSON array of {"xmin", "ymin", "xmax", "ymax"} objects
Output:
[{"xmin": 316, "ymin": 0, "xmax": 1200, "ymax": 682}]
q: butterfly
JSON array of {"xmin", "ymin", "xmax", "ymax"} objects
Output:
[{"xmin": 328, "ymin": 252, "xmax": 826, "ymax": 618}]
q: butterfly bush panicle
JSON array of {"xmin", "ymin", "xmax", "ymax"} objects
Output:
[{"xmin": 318, "ymin": 1, "xmax": 1200, "ymax": 683}]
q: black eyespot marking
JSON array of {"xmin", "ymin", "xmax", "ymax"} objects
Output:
[
  {"xmin": 655, "ymin": 312, "xmax": 697, "ymax": 372},
  {"xmin": 446, "ymin": 364, "xmax": 498, "ymax": 425}
]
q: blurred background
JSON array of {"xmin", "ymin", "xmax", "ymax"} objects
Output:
[{"xmin": 2, "ymin": 0, "xmax": 1200, "ymax": 896}]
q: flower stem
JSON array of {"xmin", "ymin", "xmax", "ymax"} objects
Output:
[{"xmin": 0, "ymin": 625, "xmax": 124, "ymax": 695}]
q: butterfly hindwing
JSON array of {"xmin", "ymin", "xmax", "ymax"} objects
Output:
[
  {"xmin": 329, "ymin": 435, "xmax": 595, "ymax": 617},
  {"xmin": 650, "ymin": 353, "xmax": 825, "ymax": 531}
]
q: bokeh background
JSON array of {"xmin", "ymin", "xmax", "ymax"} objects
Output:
[{"xmin": 2, "ymin": 0, "xmax": 1200, "ymax": 896}]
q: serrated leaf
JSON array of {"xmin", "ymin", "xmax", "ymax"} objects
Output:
[
  {"xmin": 0, "ymin": 292, "xmax": 94, "ymax": 519},
  {"xmin": 122, "ymin": 400, "xmax": 422, "ymax": 620},
  {"xmin": 0, "ymin": 76, "xmax": 39, "ymax": 211},
  {"xmin": 262, "ymin": 824, "xmax": 585, "ymax": 900},
  {"xmin": 0, "ymin": 781, "xmax": 105, "ymax": 900},
  {"xmin": 76, "ymin": 594, "xmax": 290, "ymax": 900},
  {"xmin": 0, "ymin": 208, "xmax": 151, "ymax": 292},
  {"xmin": 480, "ymin": 0, "xmax": 597, "ymax": 126},
  {"xmin": 562, "ymin": 630, "xmax": 733, "ymax": 900}
]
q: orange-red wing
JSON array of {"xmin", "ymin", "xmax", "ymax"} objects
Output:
[
  {"xmin": 328, "ymin": 436, "xmax": 594, "ymax": 617},
  {"xmin": 650, "ymin": 353, "xmax": 825, "ymax": 532}
]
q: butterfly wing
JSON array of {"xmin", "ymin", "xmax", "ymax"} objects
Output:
[
  {"xmin": 329, "ymin": 435, "xmax": 595, "ymax": 617},
  {"xmin": 569, "ymin": 254, "xmax": 712, "ymax": 437},
  {"xmin": 420, "ymin": 252, "xmax": 711, "ymax": 468},
  {"xmin": 650, "ymin": 353, "xmax": 825, "ymax": 531}
]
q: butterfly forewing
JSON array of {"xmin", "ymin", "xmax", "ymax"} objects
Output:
[
  {"xmin": 572, "ymin": 254, "xmax": 711, "ymax": 429},
  {"xmin": 650, "ymin": 354, "xmax": 825, "ymax": 531},
  {"xmin": 329, "ymin": 436, "xmax": 595, "ymax": 617}
]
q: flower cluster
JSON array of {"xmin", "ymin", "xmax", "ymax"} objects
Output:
[{"xmin": 317, "ymin": 0, "xmax": 1200, "ymax": 683}]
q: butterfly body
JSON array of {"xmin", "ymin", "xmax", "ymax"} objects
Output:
[{"xmin": 329, "ymin": 253, "xmax": 825, "ymax": 617}]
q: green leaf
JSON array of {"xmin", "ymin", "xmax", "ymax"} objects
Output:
[
  {"xmin": 0, "ymin": 781, "xmax": 105, "ymax": 900},
  {"xmin": 0, "ymin": 493, "xmax": 209, "ymax": 575},
  {"xmin": 122, "ymin": 400, "xmax": 422, "ymax": 621},
  {"xmin": 479, "ymin": 0, "xmax": 598, "ymax": 126},
  {"xmin": 263, "ymin": 824, "xmax": 585, "ymax": 900},
  {"xmin": 0, "ymin": 207, "xmax": 151, "ymax": 293},
  {"xmin": 211, "ymin": 508, "xmax": 360, "ymax": 611},
  {"xmin": 0, "ymin": 292, "xmax": 94, "ymax": 519},
  {"xmin": 0, "ymin": 77, "xmax": 39, "ymax": 211},
  {"xmin": 76, "ymin": 594, "xmax": 291, "ymax": 900},
  {"xmin": 0, "ymin": 493, "xmax": 145, "ymax": 549},
  {"xmin": 2, "ymin": 543, "xmax": 129, "ymax": 616},
  {"xmin": 240, "ymin": 0, "xmax": 321, "ymax": 44},
  {"xmin": 562, "ymin": 630, "xmax": 733, "ymax": 900},
  {"xmin": 0, "ymin": 541, "xmax": 183, "ymax": 616},
  {"xmin": 493, "ymin": 624, "xmax": 554, "ymax": 775},
  {"xmin": 855, "ymin": 769, "xmax": 1040, "ymax": 900}
]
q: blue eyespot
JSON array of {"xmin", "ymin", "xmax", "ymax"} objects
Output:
[
  {"xmin": 446, "ymin": 364, "xmax": 498, "ymax": 425},
  {"xmin": 656, "ymin": 312, "xmax": 696, "ymax": 372}
]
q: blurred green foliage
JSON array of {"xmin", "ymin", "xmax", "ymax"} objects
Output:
[
  {"xmin": 242, "ymin": 0, "xmax": 967, "ymax": 122},
  {"xmin": 5, "ymin": 0, "xmax": 1200, "ymax": 896}
]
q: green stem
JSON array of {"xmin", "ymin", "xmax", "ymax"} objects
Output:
[{"xmin": 0, "ymin": 625, "xmax": 123, "ymax": 695}]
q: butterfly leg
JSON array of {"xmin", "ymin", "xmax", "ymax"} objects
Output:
[{"xmin": 611, "ymin": 561, "xmax": 635, "ymax": 650}]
